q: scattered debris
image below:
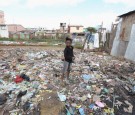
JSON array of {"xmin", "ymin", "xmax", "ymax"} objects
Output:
[{"xmin": 0, "ymin": 47, "xmax": 135, "ymax": 114}]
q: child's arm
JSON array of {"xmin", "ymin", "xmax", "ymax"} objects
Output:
[{"xmin": 72, "ymin": 47, "xmax": 75, "ymax": 60}]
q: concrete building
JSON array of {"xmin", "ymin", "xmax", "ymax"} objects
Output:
[
  {"xmin": 0, "ymin": 10, "xmax": 5, "ymax": 24},
  {"xmin": 8, "ymin": 24, "xmax": 25, "ymax": 33},
  {"xmin": 0, "ymin": 24, "xmax": 9, "ymax": 38},
  {"xmin": 35, "ymin": 29, "xmax": 57, "ymax": 39},
  {"xmin": 34, "ymin": 29, "xmax": 46, "ymax": 37},
  {"xmin": 26, "ymin": 27, "xmax": 57, "ymax": 38},
  {"xmin": 56, "ymin": 28, "xmax": 68, "ymax": 34},
  {"xmin": 0, "ymin": 11, "xmax": 8, "ymax": 38},
  {"xmin": 26, "ymin": 27, "xmax": 46, "ymax": 31},
  {"xmin": 111, "ymin": 10, "xmax": 135, "ymax": 61},
  {"xmin": 68, "ymin": 25, "xmax": 84, "ymax": 34}
]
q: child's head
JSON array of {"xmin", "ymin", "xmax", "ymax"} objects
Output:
[{"xmin": 65, "ymin": 37, "xmax": 72, "ymax": 46}]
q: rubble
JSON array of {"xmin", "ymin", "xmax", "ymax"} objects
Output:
[{"xmin": 0, "ymin": 47, "xmax": 135, "ymax": 115}]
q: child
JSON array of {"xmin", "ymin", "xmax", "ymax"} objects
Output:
[{"xmin": 61, "ymin": 37, "xmax": 75, "ymax": 84}]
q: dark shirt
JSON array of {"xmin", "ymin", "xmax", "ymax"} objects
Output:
[{"xmin": 64, "ymin": 46, "xmax": 74, "ymax": 63}]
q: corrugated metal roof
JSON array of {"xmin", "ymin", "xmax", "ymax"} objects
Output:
[{"xmin": 118, "ymin": 10, "xmax": 135, "ymax": 17}]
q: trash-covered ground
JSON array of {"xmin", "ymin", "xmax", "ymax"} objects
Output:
[{"xmin": 0, "ymin": 47, "xmax": 135, "ymax": 115}]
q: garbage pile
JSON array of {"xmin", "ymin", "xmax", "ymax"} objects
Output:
[{"xmin": 0, "ymin": 48, "xmax": 135, "ymax": 115}]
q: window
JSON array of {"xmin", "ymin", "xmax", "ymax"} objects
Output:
[
  {"xmin": 1, "ymin": 26, "xmax": 6, "ymax": 30},
  {"xmin": 76, "ymin": 27, "xmax": 79, "ymax": 30}
]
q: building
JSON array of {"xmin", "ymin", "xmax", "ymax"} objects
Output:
[
  {"xmin": 26, "ymin": 27, "xmax": 47, "ymax": 31},
  {"xmin": 45, "ymin": 30, "xmax": 56, "ymax": 36},
  {"xmin": 8, "ymin": 24, "xmax": 25, "ymax": 33},
  {"xmin": 35, "ymin": 29, "xmax": 57, "ymax": 39},
  {"xmin": 0, "ymin": 10, "xmax": 8, "ymax": 38},
  {"xmin": 26, "ymin": 27, "xmax": 57, "ymax": 38},
  {"xmin": 0, "ymin": 24, "xmax": 9, "ymax": 38},
  {"xmin": 68, "ymin": 25, "xmax": 84, "ymax": 34},
  {"xmin": 111, "ymin": 10, "xmax": 135, "ymax": 61},
  {"xmin": 0, "ymin": 10, "xmax": 5, "ymax": 24},
  {"xmin": 9, "ymin": 30, "xmax": 36, "ymax": 39},
  {"xmin": 60, "ymin": 23, "xmax": 66, "ymax": 33},
  {"xmin": 56, "ymin": 28, "xmax": 68, "ymax": 34}
]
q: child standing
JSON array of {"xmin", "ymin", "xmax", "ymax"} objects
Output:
[{"xmin": 61, "ymin": 37, "xmax": 75, "ymax": 84}]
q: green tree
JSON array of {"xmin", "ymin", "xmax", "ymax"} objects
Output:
[{"xmin": 87, "ymin": 27, "xmax": 97, "ymax": 33}]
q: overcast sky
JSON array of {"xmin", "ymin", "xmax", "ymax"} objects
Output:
[{"xmin": 1, "ymin": 0, "xmax": 135, "ymax": 29}]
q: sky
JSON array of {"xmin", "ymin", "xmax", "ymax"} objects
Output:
[{"xmin": 0, "ymin": 0, "xmax": 135, "ymax": 29}]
